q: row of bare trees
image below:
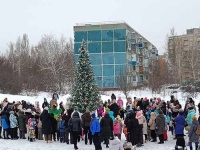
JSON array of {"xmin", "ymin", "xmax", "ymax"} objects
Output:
[{"xmin": 0, "ymin": 34, "xmax": 74, "ymax": 94}]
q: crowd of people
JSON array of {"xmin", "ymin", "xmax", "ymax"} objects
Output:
[{"xmin": 0, "ymin": 92, "xmax": 200, "ymax": 150}]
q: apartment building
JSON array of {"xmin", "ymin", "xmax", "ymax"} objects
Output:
[
  {"xmin": 74, "ymin": 21, "xmax": 158, "ymax": 88},
  {"xmin": 168, "ymin": 28, "xmax": 200, "ymax": 83}
]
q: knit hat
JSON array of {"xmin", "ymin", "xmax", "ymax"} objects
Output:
[
  {"xmin": 123, "ymin": 142, "xmax": 132, "ymax": 149},
  {"xmin": 91, "ymin": 113, "xmax": 96, "ymax": 118},
  {"xmin": 192, "ymin": 116, "xmax": 197, "ymax": 121}
]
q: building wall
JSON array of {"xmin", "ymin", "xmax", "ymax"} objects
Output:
[{"xmin": 74, "ymin": 22, "xmax": 158, "ymax": 88}]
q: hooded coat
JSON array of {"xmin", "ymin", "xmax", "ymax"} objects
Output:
[
  {"xmin": 69, "ymin": 112, "xmax": 81, "ymax": 132},
  {"xmin": 100, "ymin": 113, "xmax": 113, "ymax": 138},
  {"xmin": 18, "ymin": 111, "xmax": 26, "ymax": 131},
  {"xmin": 109, "ymin": 111, "xmax": 115, "ymax": 121},
  {"xmin": 109, "ymin": 137, "xmax": 123, "ymax": 150},
  {"xmin": 40, "ymin": 110, "xmax": 54, "ymax": 134},
  {"xmin": 109, "ymin": 103, "xmax": 120, "ymax": 118},
  {"xmin": 188, "ymin": 120, "xmax": 200, "ymax": 142},
  {"xmin": 148, "ymin": 112, "xmax": 156, "ymax": 130},
  {"xmin": 175, "ymin": 113, "xmax": 185, "ymax": 134},
  {"xmin": 186, "ymin": 109, "xmax": 196, "ymax": 126},
  {"xmin": 90, "ymin": 115, "xmax": 100, "ymax": 135},
  {"xmin": 155, "ymin": 114, "xmax": 165, "ymax": 135},
  {"xmin": 117, "ymin": 97, "xmax": 123, "ymax": 108},
  {"xmin": 127, "ymin": 113, "xmax": 139, "ymax": 145},
  {"xmin": 9, "ymin": 113, "xmax": 18, "ymax": 128},
  {"xmin": 82, "ymin": 112, "xmax": 92, "ymax": 128}
]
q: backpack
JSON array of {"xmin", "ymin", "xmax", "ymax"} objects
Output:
[
  {"xmin": 113, "ymin": 122, "xmax": 120, "ymax": 135},
  {"xmin": 195, "ymin": 125, "xmax": 200, "ymax": 135}
]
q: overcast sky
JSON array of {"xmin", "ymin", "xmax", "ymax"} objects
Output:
[{"xmin": 0, "ymin": 0, "xmax": 200, "ymax": 54}]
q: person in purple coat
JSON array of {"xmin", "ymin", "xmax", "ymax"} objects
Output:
[{"xmin": 174, "ymin": 110, "xmax": 185, "ymax": 138}]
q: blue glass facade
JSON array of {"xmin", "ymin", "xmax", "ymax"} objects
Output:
[{"xmin": 74, "ymin": 28, "xmax": 127, "ymax": 88}]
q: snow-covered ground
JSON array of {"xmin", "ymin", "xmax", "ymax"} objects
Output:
[
  {"xmin": 0, "ymin": 89, "xmax": 199, "ymax": 150},
  {"xmin": 0, "ymin": 129, "xmax": 180, "ymax": 150}
]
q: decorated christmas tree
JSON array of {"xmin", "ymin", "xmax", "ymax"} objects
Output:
[{"xmin": 70, "ymin": 41, "xmax": 100, "ymax": 113}]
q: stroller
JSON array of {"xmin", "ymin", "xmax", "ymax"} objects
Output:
[{"xmin": 175, "ymin": 135, "xmax": 187, "ymax": 150}]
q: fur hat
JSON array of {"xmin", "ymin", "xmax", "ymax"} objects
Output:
[
  {"xmin": 123, "ymin": 142, "xmax": 132, "ymax": 149},
  {"xmin": 192, "ymin": 116, "xmax": 197, "ymax": 121}
]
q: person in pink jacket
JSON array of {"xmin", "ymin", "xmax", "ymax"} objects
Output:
[
  {"xmin": 117, "ymin": 97, "xmax": 123, "ymax": 108},
  {"xmin": 97, "ymin": 105, "xmax": 104, "ymax": 118}
]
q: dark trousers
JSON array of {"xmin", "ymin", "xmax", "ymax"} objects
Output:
[
  {"xmin": 151, "ymin": 130, "xmax": 156, "ymax": 141},
  {"xmin": 10, "ymin": 127, "xmax": 17, "ymax": 139},
  {"xmin": 138, "ymin": 125, "xmax": 143, "ymax": 144},
  {"xmin": 158, "ymin": 134, "xmax": 164, "ymax": 143},
  {"xmin": 93, "ymin": 132, "xmax": 102, "ymax": 150},
  {"xmin": 60, "ymin": 131, "xmax": 65, "ymax": 143},
  {"xmin": 57, "ymin": 130, "xmax": 60, "ymax": 141},
  {"xmin": 72, "ymin": 131, "xmax": 79, "ymax": 148},
  {"xmin": 19, "ymin": 130, "xmax": 25, "ymax": 139},
  {"xmin": 35, "ymin": 126, "xmax": 38, "ymax": 139},
  {"xmin": 65, "ymin": 128, "xmax": 69, "ymax": 143},
  {"xmin": 0, "ymin": 126, "xmax": 2, "ymax": 138},
  {"xmin": 84, "ymin": 127, "xmax": 92, "ymax": 144},
  {"xmin": 3, "ymin": 129, "xmax": 9, "ymax": 139}
]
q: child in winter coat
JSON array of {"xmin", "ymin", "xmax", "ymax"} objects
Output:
[
  {"xmin": 109, "ymin": 136, "xmax": 123, "ymax": 150},
  {"xmin": 1, "ymin": 113, "xmax": 9, "ymax": 139},
  {"xmin": 28, "ymin": 115, "xmax": 36, "ymax": 142},
  {"xmin": 9, "ymin": 111, "xmax": 18, "ymax": 140},
  {"xmin": 113, "ymin": 118, "xmax": 121, "ymax": 140},
  {"xmin": 58, "ymin": 117, "xmax": 65, "ymax": 143}
]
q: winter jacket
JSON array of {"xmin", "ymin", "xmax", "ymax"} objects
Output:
[
  {"xmin": 49, "ymin": 108, "xmax": 62, "ymax": 121},
  {"xmin": 113, "ymin": 121, "xmax": 120, "ymax": 135},
  {"xmin": 155, "ymin": 114, "xmax": 165, "ymax": 135},
  {"xmin": 127, "ymin": 113, "xmax": 139, "ymax": 145},
  {"xmin": 1, "ymin": 114, "xmax": 9, "ymax": 129},
  {"xmin": 90, "ymin": 117, "xmax": 100, "ymax": 135},
  {"xmin": 9, "ymin": 113, "xmax": 18, "ymax": 128},
  {"xmin": 82, "ymin": 112, "xmax": 92, "ymax": 128},
  {"xmin": 148, "ymin": 112, "xmax": 156, "ymax": 131},
  {"xmin": 186, "ymin": 109, "xmax": 196, "ymax": 126},
  {"xmin": 59, "ymin": 120, "xmax": 65, "ymax": 133},
  {"xmin": 50, "ymin": 99, "xmax": 58, "ymax": 109},
  {"xmin": 111, "ymin": 94, "xmax": 116, "ymax": 101},
  {"xmin": 18, "ymin": 112, "xmax": 26, "ymax": 131},
  {"xmin": 28, "ymin": 118, "xmax": 36, "ymax": 130},
  {"xmin": 143, "ymin": 117, "xmax": 148, "ymax": 134},
  {"xmin": 52, "ymin": 93, "xmax": 59, "ymax": 100},
  {"xmin": 117, "ymin": 98, "xmax": 123, "ymax": 108},
  {"xmin": 136, "ymin": 111, "xmax": 145, "ymax": 125},
  {"xmin": 175, "ymin": 114, "xmax": 185, "ymax": 134},
  {"xmin": 97, "ymin": 106, "xmax": 104, "ymax": 115},
  {"xmin": 109, "ymin": 103, "xmax": 120, "ymax": 118},
  {"xmin": 109, "ymin": 111, "xmax": 115, "ymax": 121},
  {"xmin": 109, "ymin": 137, "xmax": 123, "ymax": 150},
  {"xmin": 42, "ymin": 102, "xmax": 49, "ymax": 109},
  {"xmin": 188, "ymin": 120, "xmax": 200, "ymax": 142},
  {"xmin": 100, "ymin": 113, "xmax": 113, "ymax": 138},
  {"xmin": 40, "ymin": 110, "xmax": 54, "ymax": 134},
  {"xmin": 68, "ymin": 112, "xmax": 81, "ymax": 132}
]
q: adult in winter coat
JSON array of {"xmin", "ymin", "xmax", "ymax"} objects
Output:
[
  {"xmin": 109, "ymin": 136, "xmax": 123, "ymax": 150},
  {"xmin": 148, "ymin": 112, "xmax": 157, "ymax": 142},
  {"xmin": 40, "ymin": 109, "xmax": 54, "ymax": 143},
  {"xmin": 174, "ymin": 110, "xmax": 185, "ymax": 137},
  {"xmin": 186, "ymin": 107, "xmax": 196, "ymax": 126},
  {"xmin": 155, "ymin": 110, "xmax": 165, "ymax": 144},
  {"xmin": 9, "ymin": 111, "xmax": 18, "ymax": 139},
  {"xmin": 109, "ymin": 101, "xmax": 120, "ymax": 118},
  {"xmin": 127, "ymin": 113, "xmax": 139, "ymax": 146},
  {"xmin": 100, "ymin": 112, "xmax": 113, "ymax": 148},
  {"xmin": 42, "ymin": 98, "xmax": 49, "ymax": 109},
  {"xmin": 188, "ymin": 116, "xmax": 199, "ymax": 150},
  {"xmin": 82, "ymin": 109, "xmax": 92, "ymax": 145},
  {"xmin": 117, "ymin": 97, "xmax": 123, "ymax": 108},
  {"xmin": 18, "ymin": 110, "xmax": 26, "ymax": 139},
  {"xmin": 68, "ymin": 111, "xmax": 82, "ymax": 150},
  {"xmin": 50, "ymin": 113, "xmax": 58, "ymax": 141},
  {"xmin": 90, "ymin": 113, "xmax": 102, "ymax": 150},
  {"xmin": 52, "ymin": 91, "xmax": 59, "ymax": 101}
]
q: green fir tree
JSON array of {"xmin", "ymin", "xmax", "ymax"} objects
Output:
[{"xmin": 70, "ymin": 41, "xmax": 100, "ymax": 113}]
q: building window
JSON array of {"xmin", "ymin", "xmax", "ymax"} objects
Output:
[
  {"xmin": 74, "ymin": 31, "xmax": 87, "ymax": 42},
  {"xmin": 114, "ymin": 41, "xmax": 126, "ymax": 52},
  {"xmin": 88, "ymin": 30, "xmax": 101, "ymax": 41},
  {"xmin": 133, "ymin": 66, "xmax": 136, "ymax": 70},
  {"xmin": 102, "ymin": 42, "xmax": 113, "ymax": 53},
  {"xmin": 133, "ymin": 76, "xmax": 136, "ymax": 81},
  {"xmin": 114, "ymin": 29, "xmax": 126, "ymax": 40},
  {"xmin": 114, "ymin": 53, "xmax": 126, "ymax": 64},
  {"xmin": 102, "ymin": 30, "xmax": 113, "ymax": 41},
  {"xmin": 140, "ymin": 75, "xmax": 143, "ymax": 81},
  {"xmin": 88, "ymin": 42, "xmax": 101, "ymax": 53}
]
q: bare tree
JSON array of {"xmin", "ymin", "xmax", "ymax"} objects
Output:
[{"xmin": 116, "ymin": 68, "xmax": 131, "ymax": 99}]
